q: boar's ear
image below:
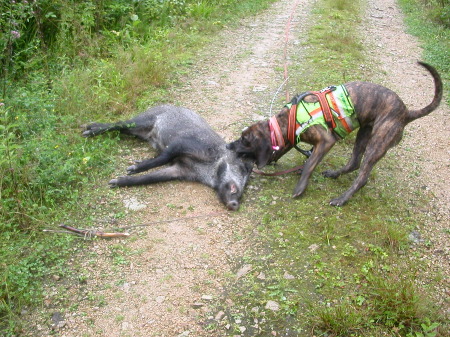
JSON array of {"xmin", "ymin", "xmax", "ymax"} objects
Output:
[{"xmin": 256, "ymin": 138, "xmax": 273, "ymax": 169}]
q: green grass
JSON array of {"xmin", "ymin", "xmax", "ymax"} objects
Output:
[
  {"xmin": 211, "ymin": 0, "xmax": 448, "ymax": 336},
  {"xmin": 218, "ymin": 173, "xmax": 442, "ymax": 335}
]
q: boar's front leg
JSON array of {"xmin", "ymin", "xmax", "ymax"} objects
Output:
[
  {"xmin": 109, "ymin": 165, "xmax": 183, "ymax": 187},
  {"xmin": 126, "ymin": 139, "xmax": 201, "ymax": 175},
  {"xmin": 126, "ymin": 152, "xmax": 173, "ymax": 175}
]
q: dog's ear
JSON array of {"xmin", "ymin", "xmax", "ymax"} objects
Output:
[
  {"xmin": 255, "ymin": 137, "xmax": 272, "ymax": 169},
  {"xmin": 234, "ymin": 126, "xmax": 272, "ymax": 168},
  {"xmin": 226, "ymin": 141, "xmax": 237, "ymax": 151}
]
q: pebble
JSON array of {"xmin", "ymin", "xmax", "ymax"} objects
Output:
[
  {"xmin": 308, "ymin": 243, "xmax": 320, "ymax": 252},
  {"xmin": 191, "ymin": 302, "xmax": 204, "ymax": 309},
  {"xmin": 51, "ymin": 312, "xmax": 65, "ymax": 329},
  {"xmin": 205, "ymin": 80, "xmax": 220, "ymax": 86},
  {"xmin": 408, "ymin": 230, "xmax": 423, "ymax": 244},
  {"xmin": 123, "ymin": 197, "xmax": 147, "ymax": 211},
  {"xmin": 156, "ymin": 296, "xmax": 165, "ymax": 304},
  {"xmin": 265, "ymin": 300, "xmax": 280, "ymax": 311},
  {"xmin": 236, "ymin": 264, "xmax": 252, "ymax": 279},
  {"xmin": 215, "ymin": 311, "xmax": 225, "ymax": 321},
  {"xmin": 283, "ymin": 271, "xmax": 295, "ymax": 279},
  {"xmin": 121, "ymin": 322, "xmax": 130, "ymax": 330},
  {"xmin": 252, "ymin": 85, "xmax": 268, "ymax": 92},
  {"xmin": 257, "ymin": 272, "xmax": 266, "ymax": 280},
  {"xmin": 201, "ymin": 295, "xmax": 213, "ymax": 301}
]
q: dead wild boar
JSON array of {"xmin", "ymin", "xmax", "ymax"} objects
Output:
[{"xmin": 82, "ymin": 105, "xmax": 254, "ymax": 210}]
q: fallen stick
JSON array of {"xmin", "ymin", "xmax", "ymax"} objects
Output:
[
  {"xmin": 55, "ymin": 224, "xmax": 130, "ymax": 238},
  {"xmin": 44, "ymin": 211, "xmax": 224, "ymax": 238}
]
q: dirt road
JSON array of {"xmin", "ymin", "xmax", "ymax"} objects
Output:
[{"xmin": 31, "ymin": 0, "xmax": 448, "ymax": 335}]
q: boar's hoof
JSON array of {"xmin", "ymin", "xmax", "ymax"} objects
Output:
[
  {"xmin": 108, "ymin": 179, "xmax": 119, "ymax": 188},
  {"xmin": 127, "ymin": 165, "xmax": 137, "ymax": 175}
]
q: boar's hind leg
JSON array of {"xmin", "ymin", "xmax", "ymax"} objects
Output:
[
  {"xmin": 109, "ymin": 165, "xmax": 183, "ymax": 187},
  {"xmin": 82, "ymin": 122, "xmax": 127, "ymax": 137}
]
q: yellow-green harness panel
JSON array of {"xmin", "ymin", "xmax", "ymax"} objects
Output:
[{"xmin": 286, "ymin": 85, "xmax": 359, "ymax": 143}]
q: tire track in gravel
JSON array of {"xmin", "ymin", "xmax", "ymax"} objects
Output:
[{"xmin": 171, "ymin": 1, "xmax": 312, "ymax": 140}]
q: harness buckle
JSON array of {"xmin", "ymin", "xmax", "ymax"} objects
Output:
[{"xmin": 320, "ymin": 85, "xmax": 337, "ymax": 93}]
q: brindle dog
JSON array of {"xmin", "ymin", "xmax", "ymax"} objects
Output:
[{"xmin": 228, "ymin": 62, "xmax": 442, "ymax": 206}]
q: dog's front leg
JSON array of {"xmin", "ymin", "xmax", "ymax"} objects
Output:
[{"xmin": 293, "ymin": 130, "xmax": 337, "ymax": 198}]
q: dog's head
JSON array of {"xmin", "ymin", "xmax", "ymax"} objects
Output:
[{"xmin": 227, "ymin": 122, "xmax": 273, "ymax": 169}]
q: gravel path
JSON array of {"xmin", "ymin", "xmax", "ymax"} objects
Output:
[{"xmin": 28, "ymin": 0, "xmax": 448, "ymax": 335}]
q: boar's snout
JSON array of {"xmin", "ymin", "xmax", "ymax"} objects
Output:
[
  {"xmin": 226, "ymin": 200, "xmax": 239, "ymax": 211},
  {"xmin": 217, "ymin": 180, "xmax": 243, "ymax": 211}
]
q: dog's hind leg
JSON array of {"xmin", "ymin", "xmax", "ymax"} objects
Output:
[
  {"xmin": 329, "ymin": 126, "xmax": 403, "ymax": 206},
  {"xmin": 323, "ymin": 126, "xmax": 372, "ymax": 178}
]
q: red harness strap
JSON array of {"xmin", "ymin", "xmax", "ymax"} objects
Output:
[
  {"xmin": 310, "ymin": 88, "xmax": 336, "ymax": 129},
  {"xmin": 287, "ymin": 88, "xmax": 336, "ymax": 144},
  {"xmin": 287, "ymin": 103, "xmax": 298, "ymax": 145}
]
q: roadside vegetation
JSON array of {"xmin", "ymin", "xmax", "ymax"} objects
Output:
[
  {"xmin": 0, "ymin": 0, "xmax": 277, "ymax": 334},
  {"xmin": 213, "ymin": 0, "xmax": 449, "ymax": 336},
  {"xmin": 398, "ymin": 0, "xmax": 449, "ymax": 105}
]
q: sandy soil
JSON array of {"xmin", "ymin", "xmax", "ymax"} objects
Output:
[{"xmin": 27, "ymin": 0, "xmax": 448, "ymax": 336}]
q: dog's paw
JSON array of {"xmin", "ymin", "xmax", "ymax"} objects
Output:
[
  {"xmin": 292, "ymin": 182, "xmax": 307, "ymax": 198},
  {"xmin": 322, "ymin": 170, "xmax": 340, "ymax": 179},
  {"xmin": 329, "ymin": 197, "xmax": 347, "ymax": 207},
  {"xmin": 292, "ymin": 190, "xmax": 304, "ymax": 199}
]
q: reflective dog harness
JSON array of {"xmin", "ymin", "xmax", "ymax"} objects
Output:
[{"xmin": 286, "ymin": 85, "xmax": 359, "ymax": 144}]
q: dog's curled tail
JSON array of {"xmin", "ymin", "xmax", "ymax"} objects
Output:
[{"xmin": 407, "ymin": 62, "xmax": 443, "ymax": 123}]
